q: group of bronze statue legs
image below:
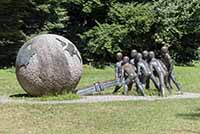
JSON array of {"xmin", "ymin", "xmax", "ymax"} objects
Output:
[{"xmin": 113, "ymin": 46, "xmax": 182, "ymax": 96}]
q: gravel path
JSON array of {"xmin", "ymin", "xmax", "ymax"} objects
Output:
[{"xmin": 1, "ymin": 92, "xmax": 200, "ymax": 105}]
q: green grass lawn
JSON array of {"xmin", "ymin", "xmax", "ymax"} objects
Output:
[
  {"xmin": 1, "ymin": 99, "xmax": 200, "ymax": 134},
  {"xmin": 0, "ymin": 65, "xmax": 200, "ymax": 133},
  {"xmin": 0, "ymin": 64, "xmax": 200, "ymax": 96}
]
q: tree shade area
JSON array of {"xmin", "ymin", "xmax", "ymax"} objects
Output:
[{"xmin": 0, "ymin": 0, "xmax": 199, "ymax": 67}]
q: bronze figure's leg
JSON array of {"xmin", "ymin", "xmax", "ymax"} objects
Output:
[
  {"xmin": 168, "ymin": 74, "xmax": 173, "ymax": 89},
  {"xmin": 164, "ymin": 74, "xmax": 172, "ymax": 94},
  {"xmin": 113, "ymin": 85, "xmax": 122, "ymax": 94},
  {"xmin": 124, "ymin": 85, "xmax": 128, "ymax": 95},
  {"xmin": 112, "ymin": 78, "xmax": 122, "ymax": 94},
  {"xmin": 158, "ymin": 73, "xmax": 165, "ymax": 97},
  {"xmin": 150, "ymin": 75, "xmax": 160, "ymax": 90},
  {"xmin": 128, "ymin": 82, "xmax": 133, "ymax": 91},
  {"xmin": 169, "ymin": 71, "xmax": 182, "ymax": 93},
  {"xmin": 146, "ymin": 77, "xmax": 150, "ymax": 89},
  {"xmin": 134, "ymin": 77, "xmax": 146, "ymax": 96},
  {"xmin": 139, "ymin": 74, "xmax": 146, "ymax": 89},
  {"xmin": 124, "ymin": 78, "xmax": 131, "ymax": 95},
  {"xmin": 113, "ymin": 77, "xmax": 123, "ymax": 94}
]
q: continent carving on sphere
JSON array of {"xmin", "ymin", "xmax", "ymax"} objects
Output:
[
  {"xmin": 16, "ymin": 34, "xmax": 82, "ymax": 96},
  {"xmin": 56, "ymin": 38, "xmax": 82, "ymax": 61}
]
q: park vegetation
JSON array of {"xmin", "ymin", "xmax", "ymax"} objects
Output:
[
  {"xmin": 0, "ymin": 65, "xmax": 200, "ymax": 133},
  {"xmin": 0, "ymin": 0, "xmax": 200, "ymax": 67},
  {"xmin": 1, "ymin": 64, "xmax": 200, "ymax": 99}
]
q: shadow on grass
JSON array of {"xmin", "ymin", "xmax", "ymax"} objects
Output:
[
  {"xmin": 9, "ymin": 93, "xmax": 33, "ymax": 98},
  {"xmin": 9, "ymin": 93, "xmax": 81, "ymax": 101},
  {"xmin": 176, "ymin": 108, "xmax": 200, "ymax": 120}
]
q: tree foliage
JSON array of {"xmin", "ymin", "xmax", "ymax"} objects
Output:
[
  {"xmin": 153, "ymin": 0, "xmax": 200, "ymax": 64},
  {"xmin": 81, "ymin": 3, "xmax": 156, "ymax": 63},
  {"xmin": 0, "ymin": 0, "xmax": 199, "ymax": 67}
]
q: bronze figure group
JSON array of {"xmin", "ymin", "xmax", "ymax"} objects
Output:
[{"xmin": 113, "ymin": 46, "xmax": 183, "ymax": 96}]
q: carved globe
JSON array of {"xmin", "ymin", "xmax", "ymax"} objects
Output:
[{"xmin": 16, "ymin": 34, "xmax": 82, "ymax": 96}]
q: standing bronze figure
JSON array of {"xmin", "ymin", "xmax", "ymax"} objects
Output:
[
  {"xmin": 161, "ymin": 47, "xmax": 182, "ymax": 94},
  {"xmin": 149, "ymin": 51, "xmax": 172, "ymax": 96},
  {"xmin": 112, "ymin": 52, "xmax": 123, "ymax": 94},
  {"xmin": 142, "ymin": 50, "xmax": 150, "ymax": 89},
  {"xmin": 136, "ymin": 53, "xmax": 160, "ymax": 90}
]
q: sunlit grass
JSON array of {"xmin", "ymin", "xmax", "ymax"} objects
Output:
[
  {"xmin": 40, "ymin": 93, "xmax": 80, "ymax": 101},
  {"xmin": 0, "ymin": 64, "xmax": 200, "ymax": 133},
  {"xmin": 1, "ymin": 99, "xmax": 200, "ymax": 133},
  {"xmin": 0, "ymin": 64, "xmax": 200, "ymax": 98}
]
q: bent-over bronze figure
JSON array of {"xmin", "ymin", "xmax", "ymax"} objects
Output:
[{"xmin": 122, "ymin": 56, "xmax": 146, "ymax": 96}]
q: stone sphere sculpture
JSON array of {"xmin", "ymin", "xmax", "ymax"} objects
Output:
[{"xmin": 16, "ymin": 34, "xmax": 82, "ymax": 96}]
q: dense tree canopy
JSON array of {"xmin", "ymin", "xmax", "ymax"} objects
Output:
[{"xmin": 0, "ymin": 0, "xmax": 199, "ymax": 67}]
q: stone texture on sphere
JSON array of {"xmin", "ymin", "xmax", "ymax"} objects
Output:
[{"xmin": 16, "ymin": 34, "xmax": 82, "ymax": 96}]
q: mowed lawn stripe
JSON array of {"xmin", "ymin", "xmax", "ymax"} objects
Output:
[{"xmin": 0, "ymin": 99, "xmax": 200, "ymax": 133}]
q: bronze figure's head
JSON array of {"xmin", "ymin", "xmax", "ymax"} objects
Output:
[
  {"xmin": 123, "ymin": 56, "xmax": 129, "ymax": 64},
  {"xmin": 149, "ymin": 51, "xmax": 155, "ymax": 59},
  {"xmin": 161, "ymin": 46, "xmax": 168, "ymax": 54},
  {"xmin": 116, "ymin": 52, "xmax": 123, "ymax": 61},
  {"xmin": 131, "ymin": 49, "xmax": 137, "ymax": 58},
  {"xmin": 142, "ymin": 50, "xmax": 149, "ymax": 59}
]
